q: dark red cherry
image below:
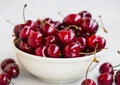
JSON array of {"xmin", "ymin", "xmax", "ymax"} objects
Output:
[
  {"xmin": 64, "ymin": 42, "xmax": 80, "ymax": 58},
  {"xmin": 47, "ymin": 44, "xmax": 61, "ymax": 58},
  {"xmin": 81, "ymin": 79, "xmax": 96, "ymax": 85},
  {"xmin": 52, "ymin": 21, "xmax": 61, "ymax": 28},
  {"xmin": 99, "ymin": 62, "xmax": 114, "ymax": 75},
  {"xmin": 35, "ymin": 46, "xmax": 46, "ymax": 57},
  {"xmin": 81, "ymin": 18, "xmax": 98, "ymax": 35},
  {"xmin": 4, "ymin": 63, "xmax": 19, "ymax": 78},
  {"xmin": 19, "ymin": 26, "xmax": 31, "ymax": 41},
  {"xmin": 40, "ymin": 23, "xmax": 58, "ymax": 36},
  {"xmin": 1, "ymin": 58, "xmax": 15, "ymax": 70},
  {"xmin": 58, "ymin": 29, "xmax": 76, "ymax": 45},
  {"xmin": 115, "ymin": 70, "xmax": 120, "ymax": 85},
  {"xmin": 14, "ymin": 24, "xmax": 25, "ymax": 37},
  {"xmin": 43, "ymin": 36, "xmax": 56, "ymax": 46},
  {"xmin": 0, "ymin": 73, "xmax": 11, "ymax": 85},
  {"xmin": 74, "ymin": 37, "xmax": 87, "ymax": 51},
  {"xmin": 25, "ymin": 20, "xmax": 34, "ymax": 27},
  {"xmin": 87, "ymin": 35, "xmax": 106, "ymax": 50},
  {"xmin": 78, "ymin": 11, "xmax": 92, "ymax": 19},
  {"xmin": 63, "ymin": 14, "xmax": 82, "ymax": 26},
  {"xmin": 19, "ymin": 40, "xmax": 33, "ymax": 53},
  {"xmin": 28, "ymin": 31, "xmax": 43, "ymax": 48},
  {"xmin": 43, "ymin": 18, "xmax": 53, "ymax": 23},
  {"xmin": 97, "ymin": 73, "xmax": 113, "ymax": 85}
]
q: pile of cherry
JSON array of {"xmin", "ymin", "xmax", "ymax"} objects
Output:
[
  {"xmin": 81, "ymin": 61, "xmax": 120, "ymax": 85},
  {"xmin": 0, "ymin": 58, "xmax": 19, "ymax": 85},
  {"xmin": 13, "ymin": 10, "xmax": 106, "ymax": 58}
]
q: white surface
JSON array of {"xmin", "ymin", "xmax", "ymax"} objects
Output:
[{"xmin": 0, "ymin": 0, "xmax": 120, "ymax": 85}]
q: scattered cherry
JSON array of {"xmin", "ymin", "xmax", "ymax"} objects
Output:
[{"xmin": 0, "ymin": 73, "xmax": 11, "ymax": 85}]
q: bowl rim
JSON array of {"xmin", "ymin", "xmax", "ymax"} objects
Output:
[{"xmin": 13, "ymin": 44, "xmax": 105, "ymax": 63}]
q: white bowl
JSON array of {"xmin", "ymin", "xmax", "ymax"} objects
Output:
[{"xmin": 13, "ymin": 45, "xmax": 104, "ymax": 83}]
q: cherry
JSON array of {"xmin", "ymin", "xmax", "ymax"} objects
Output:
[
  {"xmin": 58, "ymin": 29, "xmax": 76, "ymax": 45},
  {"xmin": 35, "ymin": 46, "xmax": 46, "ymax": 57},
  {"xmin": 40, "ymin": 23, "xmax": 58, "ymax": 36},
  {"xmin": 25, "ymin": 20, "xmax": 34, "ymax": 27},
  {"xmin": 13, "ymin": 24, "xmax": 25, "ymax": 37},
  {"xmin": 28, "ymin": 31, "xmax": 43, "ymax": 48},
  {"xmin": 64, "ymin": 42, "xmax": 80, "ymax": 58},
  {"xmin": 99, "ymin": 62, "xmax": 114, "ymax": 75},
  {"xmin": 78, "ymin": 11, "xmax": 92, "ymax": 19},
  {"xmin": 43, "ymin": 36, "xmax": 56, "ymax": 46},
  {"xmin": 1, "ymin": 58, "xmax": 15, "ymax": 70},
  {"xmin": 4, "ymin": 63, "xmax": 19, "ymax": 78},
  {"xmin": 87, "ymin": 35, "xmax": 106, "ymax": 50},
  {"xmin": 63, "ymin": 13, "xmax": 82, "ymax": 26},
  {"xmin": 97, "ymin": 73, "xmax": 113, "ymax": 85},
  {"xmin": 47, "ymin": 44, "xmax": 61, "ymax": 58},
  {"xmin": 115, "ymin": 70, "xmax": 120, "ymax": 85},
  {"xmin": 19, "ymin": 40, "xmax": 33, "ymax": 53},
  {"xmin": 0, "ymin": 73, "xmax": 11, "ymax": 85},
  {"xmin": 43, "ymin": 18, "xmax": 53, "ymax": 23},
  {"xmin": 81, "ymin": 79, "xmax": 96, "ymax": 85},
  {"xmin": 80, "ymin": 18, "xmax": 98, "ymax": 35},
  {"xmin": 19, "ymin": 26, "xmax": 31, "ymax": 41},
  {"xmin": 74, "ymin": 37, "xmax": 87, "ymax": 51}
]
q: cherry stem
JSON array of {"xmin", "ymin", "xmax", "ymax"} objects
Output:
[
  {"xmin": 99, "ymin": 15, "xmax": 108, "ymax": 33},
  {"xmin": 113, "ymin": 64, "xmax": 120, "ymax": 68},
  {"xmin": 67, "ymin": 25, "xmax": 79, "ymax": 30},
  {"xmin": 23, "ymin": 4, "xmax": 27, "ymax": 23},
  {"xmin": 80, "ymin": 48, "xmax": 108, "ymax": 55},
  {"xmin": 11, "ymin": 81, "xmax": 15, "ymax": 85},
  {"xmin": 7, "ymin": 20, "xmax": 15, "ymax": 26},
  {"xmin": 117, "ymin": 51, "xmax": 120, "ymax": 54},
  {"xmin": 85, "ymin": 44, "xmax": 99, "ymax": 79}
]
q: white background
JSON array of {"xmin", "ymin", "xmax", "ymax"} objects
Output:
[{"xmin": 0, "ymin": 0, "xmax": 120, "ymax": 85}]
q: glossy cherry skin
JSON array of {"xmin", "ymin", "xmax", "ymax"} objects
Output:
[
  {"xmin": 99, "ymin": 62, "xmax": 114, "ymax": 75},
  {"xmin": 40, "ymin": 23, "xmax": 58, "ymax": 36},
  {"xmin": 35, "ymin": 46, "xmax": 46, "ymax": 57},
  {"xmin": 47, "ymin": 44, "xmax": 61, "ymax": 58},
  {"xmin": 25, "ymin": 20, "xmax": 34, "ymax": 27},
  {"xmin": 0, "ymin": 73, "xmax": 11, "ymax": 85},
  {"xmin": 87, "ymin": 35, "xmax": 106, "ymax": 50},
  {"xmin": 4, "ymin": 63, "xmax": 19, "ymax": 78},
  {"xmin": 43, "ymin": 36, "xmax": 56, "ymax": 46},
  {"xmin": 78, "ymin": 11, "xmax": 92, "ymax": 19},
  {"xmin": 81, "ymin": 79, "xmax": 96, "ymax": 85},
  {"xmin": 81, "ymin": 18, "xmax": 98, "ymax": 35},
  {"xmin": 74, "ymin": 37, "xmax": 87, "ymax": 51},
  {"xmin": 115, "ymin": 70, "xmax": 120, "ymax": 85},
  {"xmin": 63, "ymin": 14, "xmax": 82, "ymax": 26},
  {"xmin": 19, "ymin": 40, "xmax": 33, "ymax": 53},
  {"xmin": 1, "ymin": 58, "xmax": 15, "ymax": 70},
  {"xmin": 19, "ymin": 26, "xmax": 31, "ymax": 41},
  {"xmin": 28, "ymin": 31, "xmax": 43, "ymax": 48},
  {"xmin": 97, "ymin": 73, "xmax": 113, "ymax": 85},
  {"xmin": 64, "ymin": 42, "xmax": 80, "ymax": 58},
  {"xmin": 58, "ymin": 29, "xmax": 76, "ymax": 45},
  {"xmin": 14, "ymin": 24, "xmax": 25, "ymax": 37}
]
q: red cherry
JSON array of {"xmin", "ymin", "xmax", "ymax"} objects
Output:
[
  {"xmin": 47, "ymin": 44, "xmax": 61, "ymax": 58},
  {"xmin": 97, "ymin": 73, "xmax": 113, "ymax": 85},
  {"xmin": 74, "ymin": 37, "xmax": 87, "ymax": 51},
  {"xmin": 40, "ymin": 23, "xmax": 58, "ymax": 36},
  {"xmin": 4, "ymin": 63, "xmax": 19, "ymax": 78},
  {"xmin": 19, "ymin": 40, "xmax": 33, "ymax": 53},
  {"xmin": 43, "ymin": 36, "xmax": 56, "ymax": 46},
  {"xmin": 1, "ymin": 58, "xmax": 15, "ymax": 70},
  {"xmin": 115, "ymin": 70, "xmax": 120, "ymax": 85},
  {"xmin": 43, "ymin": 18, "xmax": 53, "ymax": 23},
  {"xmin": 35, "ymin": 46, "xmax": 46, "ymax": 57},
  {"xmin": 99, "ymin": 62, "xmax": 114, "ymax": 75},
  {"xmin": 64, "ymin": 42, "xmax": 80, "ymax": 58},
  {"xmin": 13, "ymin": 24, "xmax": 25, "ymax": 37},
  {"xmin": 78, "ymin": 11, "xmax": 92, "ymax": 19},
  {"xmin": 81, "ymin": 79, "xmax": 96, "ymax": 85},
  {"xmin": 0, "ymin": 73, "xmax": 11, "ymax": 85},
  {"xmin": 63, "ymin": 14, "xmax": 82, "ymax": 26},
  {"xmin": 28, "ymin": 31, "xmax": 43, "ymax": 48},
  {"xmin": 87, "ymin": 35, "xmax": 106, "ymax": 50},
  {"xmin": 81, "ymin": 18, "xmax": 98, "ymax": 35},
  {"xmin": 58, "ymin": 29, "xmax": 76, "ymax": 45},
  {"xmin": 25, "ymin": 20, "xmax": 34, "ymax": 27}
]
